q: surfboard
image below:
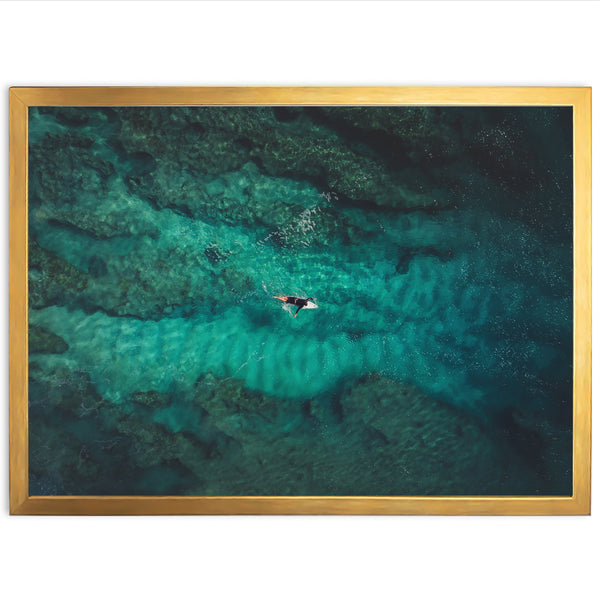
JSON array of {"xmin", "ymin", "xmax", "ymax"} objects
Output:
[{"xmin": 273, "ymin": 295, "xmax": 318, "ymax": 309}]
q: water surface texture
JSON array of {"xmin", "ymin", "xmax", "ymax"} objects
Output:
[{"xmin": 28, "ymin": 106, "xmax": 573, "ymax": 495}]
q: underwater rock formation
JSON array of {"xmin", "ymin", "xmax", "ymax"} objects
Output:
[
  {"xmin": 114, "ymin": 416, "xmax": 208, "ymax": 471},
  {"xmin": 336, "ymin": 373, "xmax": 511, "ymax": 494},
  {"xmin": 494, "ymin": 402, "xmax": 572, "ymax": 492},
  {"xmin": 311, "ymin": 106, "xmax": 464, "ymax": 165},
  {"xmin": 194, "ymin": 372, "xmax": 280, "ymax": 442},
  {"xmin": 29, "ymin": 419, "xmax": 102, "ymax": 495},
  {"xmin": 29, "ymin": 132, "xmax": 115, "ymax": 207},
  {"xmin": 51, "ymin": 107, "xmax": 92, "ymax": 127},
  {"xmin": 29, "ymin": 324, "xmax": 69, "ymax": 354},
  {"xmin": 29, "ymin": 233, "xmax": 257, "ymax": 319},
  {"xmin": 130, "ymin": 390, "xmax": 172, "ymax": 408},
  {"xmin": 29, "ymin": 362, "xmax": 103, "ymax": 415},
  {"xmin": 183, "ymin": 372, "xmax": 536, "ymax": 495},
  {"xmin": 83, "ymin": 244, "xmax": 255, "ymax": 319},
  {"xmin": 125, "ymin": 160, "xmax": 360, "ymax": 248},
  {"xmin": 27, "ymin": 356, "xmax": 567, "ymax": 496},
  {"xmin": 117, "ymin": 107, "xmax": 445, "ymax": 211},
  {"xmin": 395, "ymin": 245, "xmax": 454, "ymax": 274},
  {"xmin": 29, "ymin": 239, "xmax": 89, "ymax": 309},
  {"xmin": 30, "ymin": 204, "xmax": 160, "ymax": 240}
]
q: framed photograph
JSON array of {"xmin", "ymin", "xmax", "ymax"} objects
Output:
[{"xmin": 9, "ymin": 87, "xmax": 590, "ymax": 515}]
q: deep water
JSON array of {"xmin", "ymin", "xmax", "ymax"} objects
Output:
[{"xmin": 28, "ymin": 105, "xmax": 573, "ymax": 496}]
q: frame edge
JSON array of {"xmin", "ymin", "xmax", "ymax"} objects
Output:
[
  {"xmin": 572, "ymin": 86, "xmax": 592, "ymax": 515},
  {"xmin": 9, "ymin": 86, "xmax": 592, "ymax": 515},
  {"xmin": 9, "ymin": 89, "xmax": 29, "ymax": 515}
]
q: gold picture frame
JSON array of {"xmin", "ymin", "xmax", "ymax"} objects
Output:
[{"xmin": 9, "ymin": 86, "xmax": 591, "ymax": 515}]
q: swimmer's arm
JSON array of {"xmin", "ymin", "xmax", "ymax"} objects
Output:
[{"xmin": 293, "ymin": 306, "xmax": 302, "ymax": 318}]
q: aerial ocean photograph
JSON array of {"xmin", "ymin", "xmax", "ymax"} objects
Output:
[{"xmin": 27, "ymin": 104, "xmax": 573, "ymax": 496}]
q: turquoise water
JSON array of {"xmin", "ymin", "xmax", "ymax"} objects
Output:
[{"xmin": 28, "ymin": 106, "xmax": 573, "ymax": 496}]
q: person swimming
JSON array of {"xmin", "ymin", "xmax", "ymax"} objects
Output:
[{"xmin": 273, "ymin": 295, "xmax": 318, "ymax": 318}]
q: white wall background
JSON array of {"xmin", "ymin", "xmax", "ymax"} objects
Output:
[{"xmin": 1, "ymin": 2, "xmax": 597, "ymax": 599}]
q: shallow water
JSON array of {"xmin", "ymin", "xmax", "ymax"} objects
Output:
[{"xmin": 28, "ymin": 106, "xmax": 573, "ymax": 496}]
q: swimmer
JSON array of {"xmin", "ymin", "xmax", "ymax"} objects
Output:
[{"xmin": 273, "ymin": 295, "xmax": 318, "ymax": 318}]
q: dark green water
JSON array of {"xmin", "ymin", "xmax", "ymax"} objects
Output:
[{"xmin": 28, "ymin": 105, "xmax": 573, "ymax": 496}]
